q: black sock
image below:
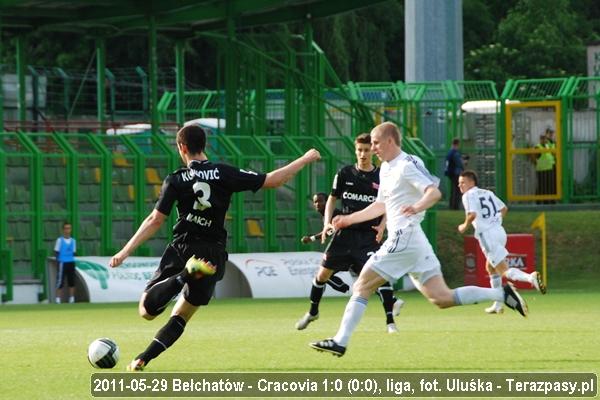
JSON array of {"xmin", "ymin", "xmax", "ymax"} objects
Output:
[
  {"xmin": 137, "ymin": 315, "xmax": 187, "ymax": 365},
  {"xmin": 377, "ymin": 283, "xmax": 396, "ymax": 324},
  {"xmin": 143, "ymin": 269, "xmax": 191, "ymax": 316},
  {"xmin": 309, "ymin": 279, "xmax": 327, "ymax": 316},
  {"xmin": 327, "ymin": 275, "xmax": 349, "ymax": 293}
]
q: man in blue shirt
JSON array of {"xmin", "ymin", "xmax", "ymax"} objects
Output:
[
  {"xmin": 445, "ymin": 138, "xmax": 465, "ymax": 210},
  {"xmin": 54, "ymin": 222, "xmax": 76, "ymax": 303}
]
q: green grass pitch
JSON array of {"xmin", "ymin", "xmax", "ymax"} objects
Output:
[{"xmin": 1, "ymin": 290, "xmax": 599, "ymax": 399}]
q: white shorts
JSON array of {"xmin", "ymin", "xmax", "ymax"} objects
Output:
[
  {"xmin": 476, "ymin": 226, "xmax": 508, "ymax": 267},
  {"xmin": 366, "ymin": 224, "xmax": 442, "ymax": 286}
]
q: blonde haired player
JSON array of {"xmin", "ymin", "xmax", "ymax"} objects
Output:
[
  {"xmin": 457, "ymin": 170, "xmax": 546, "ymax": 314},
  {"xmin": 310, "ymin": 122, "xmax": 528, "ymax": 357}
]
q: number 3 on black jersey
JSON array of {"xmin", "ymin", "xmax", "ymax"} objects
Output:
[{"xmin": 193, "ymin": 181, "xmax": 212, "ymax": 211}]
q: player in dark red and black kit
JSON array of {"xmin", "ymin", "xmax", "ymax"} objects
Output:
[
  {"xmin": 109, "ymin": 125, "xmax": 320, "ymax": 371},
  {"xmin": 295, "ymin": 133, "xmax": 404, "ymax": 333}
]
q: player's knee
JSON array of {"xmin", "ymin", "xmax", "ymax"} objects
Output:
[
  {"xmin": 315, "ymin": 268, "xmax": 332, "ymax": 283},
  {"xmin": 139, "ymin": 303, "xmax": 156, "ymax": 320},
  {"xmin": 352, "ymin": 281, "xmax": 375, "ymax": 298},
  {"xmin": 140, "ymin": 311, "xmax": 156, "ymax": 320}
]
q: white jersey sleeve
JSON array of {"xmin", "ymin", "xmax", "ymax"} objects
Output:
[
  {"xmin": 403, "ymin": 155, "xmax": 440, "ymax": 193},
  {"xmin": 54, "ymin": 238, "xmax": 61, "ymax": 252},
  {"xmin": 462, "ymin": 191, "xmax": 470, "ymax": 213}
]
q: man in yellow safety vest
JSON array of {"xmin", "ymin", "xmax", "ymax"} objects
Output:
[{"xmin": 535, "ymin": 134, "xmax": 555, "ymax": 203}]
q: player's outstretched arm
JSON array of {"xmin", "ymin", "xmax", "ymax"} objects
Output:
[
  {"xmin": 109, "ymin": 209, "xmax": 167, "ymax": 268},
  {"xmin": 262, "ymin": 149, "xmax": 320, "ymax": 188},
  {"xmin": 333, "ymin": 201, "xmax": 386, "ymax": 230}
]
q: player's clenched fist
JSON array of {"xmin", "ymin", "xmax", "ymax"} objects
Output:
[{"xmin": 303, "ymin": 149, "xmax": 321, "ymax": 163}]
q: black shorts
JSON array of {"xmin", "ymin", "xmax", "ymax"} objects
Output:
[
  {"xmin": 322, "ymin": 229, "xmax": 380, "ymax": 274},
  {"xmin": 145, "ymin": 239, "xmax": 228, "ymax": 306},
  {"xmin": 56, "ymin": 261, "xmax": 76, "ymax": 288}
]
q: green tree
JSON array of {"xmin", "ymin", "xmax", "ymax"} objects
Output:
[
  {"xmin": 312, "ymin": 0, "xmax": 403, "ymax": 82},
  {"xmin": 463, "ymin": 0, "xmax": 496, "ymax": 54},
  {"xmin": 465, "ymin": 0, "xmax": 586, "ymax": 83},
  {"xmin": 1, "ymin": 32, "xmax": 93, "ymax": 69},
  {"xmin": 570, "ymin": 0, "xmax": 600, "ymax": 43}
]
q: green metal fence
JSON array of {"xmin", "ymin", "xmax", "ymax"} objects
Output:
[
  {"xmin": 0, "ymin": 65, "xmax": 191, "ymax": 126},
  {"xmin": 1, "ymin": 133, "xmax": 36, "ymax": 281},
  {"xmin": 154, "ymin": 32, "xmax": 439, "ymax": 247},
  {"xmin": 565, "ymin": 77, "xmax": 600, "ymax": 202}
]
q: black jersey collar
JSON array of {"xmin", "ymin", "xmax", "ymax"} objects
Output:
[
  {"xmin": 188, "ymin": 159, "xmax": 209, "ymax": 168},
  {"xmin": 355, "ymin": 163, "xmax": 376, "ymax": 173}
]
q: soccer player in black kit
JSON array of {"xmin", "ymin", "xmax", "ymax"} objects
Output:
[
  {"xmin": 300, "ymin": 192, "xmax": 349, "ymax": 293},
  {"xmin": 295, "ymin": 133, "xmax": 404, "ymax": 333},
  {"xmin": 109, "ymin": 125, "xmax": 320, "ymax": 371}
]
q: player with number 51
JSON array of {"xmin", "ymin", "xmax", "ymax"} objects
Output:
[{"xmin": 457, "ymin": 170, "xmax": 547, "ymax": 315}]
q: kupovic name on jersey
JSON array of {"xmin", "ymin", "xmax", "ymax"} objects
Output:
[
  {"xmin": 462, "ymin": 186, "xmax": 506, "ymax": 233},
  {"xmin": 155, "ymin": 159, "xmax": 266, "ymax": 244},
  {"xmin": 331, "ymin": 164, "xmax": 381, "ymax": 231}
]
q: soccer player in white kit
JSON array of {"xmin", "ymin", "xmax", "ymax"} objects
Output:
[
  {"xmin": 309, "ymin": 122, "xmax": 529, "ymax": 357},
  {"xmin": 458, "ymin": 170, "xmax": 546, "ymax": 314}
]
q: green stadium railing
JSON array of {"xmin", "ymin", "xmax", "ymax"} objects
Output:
[
  {"xmin": 564, "ymin": 77, "xmax": 600, "ymax": 202},
  {"xmin": 0, "ymin": 133, "xmax": 37, "ymax": 281}
]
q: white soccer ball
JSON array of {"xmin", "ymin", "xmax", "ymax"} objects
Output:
[{"xmin": 88, "ymin": 338, "xmax": 119, "ymax": 369}]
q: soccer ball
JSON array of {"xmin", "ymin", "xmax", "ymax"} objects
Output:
[{"xmin": 88, "ymin": 338, "xmax": 119, "ymax": 368}]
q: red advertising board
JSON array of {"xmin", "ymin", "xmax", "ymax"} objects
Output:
[{"xmin": 464, "ymin": 234, "xmax": 536, "ymax": 289}]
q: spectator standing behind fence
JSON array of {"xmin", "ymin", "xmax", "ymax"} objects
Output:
[
  {"xmin": 534, "ymin": 134, "xmax": 555, "ymax": 204},
  {"xmin": 545, "ymin": 128, "xmax": 557, "ymax": 202},
  {"xmin": 54, "ymin": 222, "xmax": 76, "ymax": 304},
  {"xmin": 445, "ymin": 138, "xmax": 465, "ymax": 210}
]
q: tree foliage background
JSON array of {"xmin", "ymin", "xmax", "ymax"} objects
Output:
[{"xmin": 1, "ymin": 0, "xmax": 599, "ymax": 87}]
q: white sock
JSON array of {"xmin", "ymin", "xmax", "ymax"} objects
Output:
[
  {"xmin": 55, "ymin": 297, "xmax": 61, "ymax": 304},
  {"xmin": 489, "ymin": 274, "xmax": 503, "ymax": 309},
  {"xmin": 69, "ymin": 296, "xmax": 75, "ymax": 303},
  {"xmin": 489, "ymin": 274, "xmax": 502, "ymax": 289},
  {"xmin": 333, "ymin": 296, "xmax": 368, "ymax": 347},
  {"xmin": 453, "ymin": 286, "xmax": 503, "ymax": 305},
  {"xmin": 505, "ymin": 268, "xmax": 532, "ymax": 283}
]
